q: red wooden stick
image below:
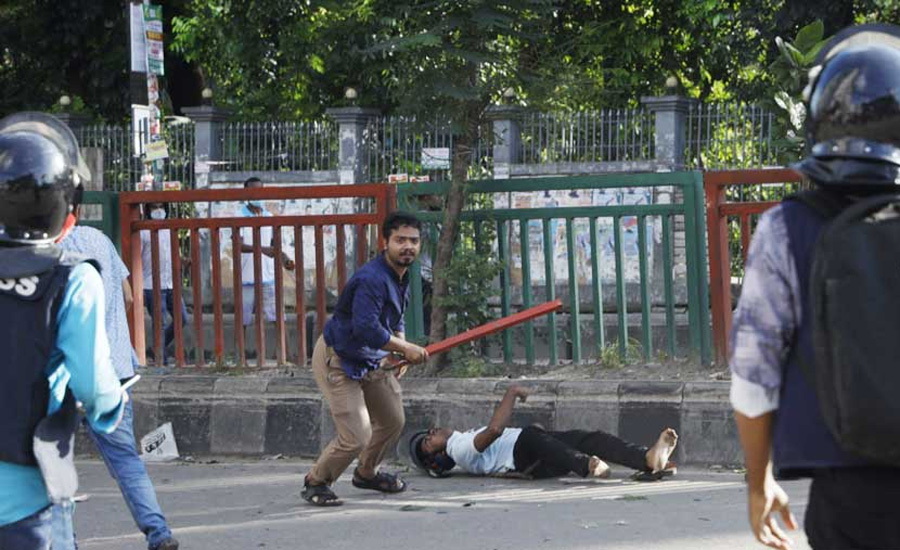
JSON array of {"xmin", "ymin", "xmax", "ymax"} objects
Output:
[{"xmin": 424, "ymin": 299, "xmax": 563, "ymax": 356}]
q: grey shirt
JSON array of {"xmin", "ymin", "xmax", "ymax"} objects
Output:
[{"xmin": 60, "ymin": 226, "xmax": 136, "ymax": 379}]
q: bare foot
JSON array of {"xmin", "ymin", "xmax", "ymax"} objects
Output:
[
  {"xmin": 645, "ymin": 428, "xmax": 678, "ymax": 473},
  {"xmin": 588, "ymin": 456, "xmax": 610, "ymax": 478}
]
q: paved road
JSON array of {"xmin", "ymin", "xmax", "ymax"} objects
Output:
[{"xmin": 73, "ymin": 459, "xmax": 811, "ymax": 550}]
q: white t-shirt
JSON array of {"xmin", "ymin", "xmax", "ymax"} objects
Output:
[
  {"xmin": 446, "ymin": 427, "xmax": 523, "ymax": 475},
  {"xmin": 139, "ymin": 228, "xmax": 174, "ymax": 290},
  {"xmin": 240, "ymin": 204, "xmax": 275, "ymax": 286}
]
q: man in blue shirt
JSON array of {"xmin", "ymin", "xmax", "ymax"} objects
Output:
[
  {"xmin": 0, "ymin": 112, "xmax": 125, "ymax": 549},
  {"xmin": 302, "ymin": 212, "xmax": 429, "ymax": 506}
]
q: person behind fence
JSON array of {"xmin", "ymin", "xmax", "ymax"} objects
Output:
[
  {"xmin": 0, "ymin": 112, "xmax": 126, "ymax": 550},
  {"xmin": 239, "ymin": 178, "xmax": 294, "ymax": 353},
  {"xmin": 55, "ymin": 218, "xmax": 178, "ymax": 550},
  {"xmin": 411, "ymin": 384, "xmax": 678, "ymax": 481},
  {"xmin": 730, "ymin": 24, "xmax": 900, "ymax": 550},
  {"xmin": 301, "ymin": 211, "xmax": 429, "ymax": 507},
  {"xmin": 139, "ymin": 202, "xmax": 188, "ymax": 364}
]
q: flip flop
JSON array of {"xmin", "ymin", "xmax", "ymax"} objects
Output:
[{"xmin": 631, "ymin": 463, "xmax": 677, "ymax": 482}]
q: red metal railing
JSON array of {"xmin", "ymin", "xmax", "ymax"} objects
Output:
[
  {"xmin": 120, "ymin": 184, "xmax": 396, "ymax": 368},
  {"xmin": 705, "ymin": 169, "xmax": 803, "ymax": 365}
]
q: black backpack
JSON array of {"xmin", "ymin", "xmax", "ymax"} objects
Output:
[{"xmin": 790, "ymin": 190, "xmax": 900, "ymax": 466}]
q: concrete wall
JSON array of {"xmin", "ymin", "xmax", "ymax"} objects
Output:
[{"xmin": 77, "ymin": 375, "xmax": 742, "ymax": 467}]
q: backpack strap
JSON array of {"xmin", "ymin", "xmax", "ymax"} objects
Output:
[{"xmin": 782, "ymin": 189, "xmax": 850, "ymax": 386}]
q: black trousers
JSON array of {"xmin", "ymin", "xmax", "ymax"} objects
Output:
[
  {"xmin": 511, "ymin": 427, "xmax": 648, "ymax": 479},
  {"xmin": 805, "ymin": 467, "xmax": 900, "ymax": 550}
]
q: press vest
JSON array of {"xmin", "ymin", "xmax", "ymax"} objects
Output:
[
  {"xmin": 774, "ymin": 200, "xmax": 871, "ymax": 477},
  {"xmin": 0, "ymin": 246, "xmax": 83, "ymax": 466}
]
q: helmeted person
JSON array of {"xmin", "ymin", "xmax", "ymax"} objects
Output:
[
  {"xmin": 731, "ymin": 24, "xmax": 900, "ymax": 550},
  {"xmin": 0, "ymin": 112, "xmax": 126, "ymax": 550}
]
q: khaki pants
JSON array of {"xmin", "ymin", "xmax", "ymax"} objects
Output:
[{"xmin": 307, "ymin": 336, "xmax": 405, "ymax": 485}]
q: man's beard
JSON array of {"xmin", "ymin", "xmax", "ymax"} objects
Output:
[{"xmin": 390, "ymin": 251, "xmax": 416, "ymax": 266}]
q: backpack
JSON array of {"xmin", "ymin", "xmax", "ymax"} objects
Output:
[{"xmin": 789, "ymin": 189, "xmax": 900, "ymax": 466}]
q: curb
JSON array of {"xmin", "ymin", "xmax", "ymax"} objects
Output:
[{"xmin": 77, "ymin": 375, "xmax": 742, "ymax": 467}]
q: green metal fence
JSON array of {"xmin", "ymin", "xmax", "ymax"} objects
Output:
[
  {"xmin": 398, "ymin": 173, "xmax": 711, "ymax": 365},
  {"xmin": 80, "ymin": 191, "xmax": 121, "ymax": 250}
]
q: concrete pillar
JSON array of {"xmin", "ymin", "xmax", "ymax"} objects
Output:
[
  {"xmin": 183, "ymin": 105, "xmax": 229, "ymax": 294},
  {"xmin": 325, "ymin": 107, "xmax": 380, "ymax": 184},
  {"xmin": 640, "ymin": 95, "xmax": 693, "ymax": 171},
  {"xmin": 485, "ymin": 105, "xmax": 523, "ymax": 180},
  {"xmin": 182, "ymin": 105, "xmax": 230, "ymax": 189},
  {"xmin": 641, "ymin": 94, "xmax": 694, "ymax": 288}
]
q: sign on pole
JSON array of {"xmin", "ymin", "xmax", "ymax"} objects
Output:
[
  {"xmin": 143, "ymin": 4, "xmax": 164, "ymax": 76},
  {"xmin": 422, "ymin": 147, "xmax": 451, "ymax": 170},
  {"xmin": 129, "ymin": 4, "xmax": 148, "ymax": 73}
]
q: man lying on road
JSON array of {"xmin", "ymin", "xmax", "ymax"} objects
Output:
[{"xmin": 410, "ymin": 385, "xmax": 678, "ymax": 481}]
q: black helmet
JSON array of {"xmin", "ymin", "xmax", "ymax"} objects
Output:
[
  {"xmin": 408, "ymin": 430, "xmax": 455, "ymax": 478},
  {"xmin": 796, "ymin": 24, "xmax": 900, "ymax": 186},
  {"xmin": 0, "ymin": 112, "xmax": 89, "ymax": 245}
]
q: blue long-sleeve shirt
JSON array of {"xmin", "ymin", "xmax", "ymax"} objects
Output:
[
  {"xmin": 323, "ymin": 254, "xmax": 409, "ymax": 379},
  {"xmin": 0, "ymin": 262, "xmax": 125, "ymax": 527}
]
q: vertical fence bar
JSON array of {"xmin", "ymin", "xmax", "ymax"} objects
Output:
[
  {"xmin": 683, "ymin": 175, "xmax": 712, "ymax": 363},
  {"xmin": 122, "ymin": 201, "xmax": 143, "ymax": 361},
  {"xmin": 408, "ymin": 257, "xmax": 424, "ymax": 343},
  {"xmin": 210, "ymin": 228, "xmax": 224, "ymax": 364},
  {"xmin": 273, "ymin": 226, "xmax": 286, "ymax": 366},
  {"xmin": 232, "ymin": 228, "xmax": 246, "ymax": 366},
  {"xmin": 542, "ymin": 219, "xmax": 558, "ymax": 366},
  {"xmin": 315, "ymin": 225, "xmax": 326, "ymax": 338},
  {"xmin": 252, "ymin": 227, "xmax": 265, "ymax": 367},
  {"xmin": 613, "ymin": 216, "xmax": 628, "ymax": 358},
  {"xmin": 662, "ymin": 215, "xmax": 676, "ymax": 357},
  {"xmin": 356, "ymin": 224, "xmax": 367, "ymax": 267},
  {"xmin": 519, "ymin": 219, "xmax": 534, "ymax": 365},
  {"xmin": 149, "ymin": 230, "xmax": 164, "ymax": 366},
  {"xmin": 565, "ymin": 218, "xmax": 581, "ymax": 363},
  {"xmin": 637, "ymin": 215, "xmax": 651, "ymax": 360},
  {"xmin": 295, "ymin": 226, "xmax": 307, "ymax": 365},
  {"xmin": 705, "ymin": 180, "xmax": 731, "ymax": 364},
  {"xmin": 497, "ymin": 220, "xmax": 513, "ymax": 362},
  {"xmin": 589, "ymin": 217, "xmax": 605, "ymax": 353},
  {"xmin": 336, "ymin": 224, "xmax": 347, "ymax": 292},
  {"xmin": 170, "ymin": 229, "xmax": 186, "ymax": 367},
  {"xmin": 740, "ymin": 214, "xmax": 752, "ymax": 265}
]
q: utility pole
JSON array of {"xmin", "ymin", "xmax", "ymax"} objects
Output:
[{"xmin": 128, "ymin": 0, "xmax": 168, "ymax": 191}]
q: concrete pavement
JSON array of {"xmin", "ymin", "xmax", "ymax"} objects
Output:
[{"xmin": 73, "ymin": 459, "xmax": 812, "ymax": 550}]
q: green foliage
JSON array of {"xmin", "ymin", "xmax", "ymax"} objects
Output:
[
  {"xmin": 436, "ymin": 218, "xmax": 505, "ymax": 336},
  {"xmin": 0, "ymin": 0, "xmax": 129, "ymax": 120},
  {"xmin": 48, "ymin": 96, "xmax": 94, "ymax": 117},
  {"xmin": 598, "ymin": 338, "xmax": 644, "ymax": 370},
  {"xmin": 441, "ymin": 352, "xmax": 507, "ymax": 378},
  {"xmin": 768, "ymin": 20, "xmax": 832, "ymax": 163},
  {"xmin": 171, "ymin": 1, "xmax": 349, "ymax": 119}
]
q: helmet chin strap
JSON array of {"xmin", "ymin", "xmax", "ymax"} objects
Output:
[{"xmin": 55, "ymin": 213, "xmax": 77, "ymax": 243}]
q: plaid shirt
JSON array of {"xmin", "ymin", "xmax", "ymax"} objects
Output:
[{"xmin": 728, "ymin": 204, "xmax": 802, "ymax": 417}]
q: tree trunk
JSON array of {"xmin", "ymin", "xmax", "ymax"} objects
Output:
[{"xmin": 425, "ymin": 113, "xmax": 478, "ymax": 375}]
